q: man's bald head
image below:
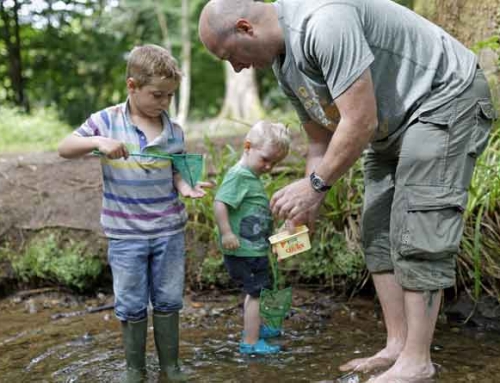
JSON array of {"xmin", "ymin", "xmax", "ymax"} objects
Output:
[
  {"xmin": 198, "ymin": 0, "xmax": 284, "ymax": 72},
  {"xmin": 199, "ymin": 0, "xmax": 257, "ymax": 46}
]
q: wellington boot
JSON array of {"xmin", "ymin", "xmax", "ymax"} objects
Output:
[
  {"xmin": 121, "ymin": 318, "xmax": 148, "ymax": 383},
  {"xmin": 153, "ymin": 311, "xmax": 188, "ymax": 382}
]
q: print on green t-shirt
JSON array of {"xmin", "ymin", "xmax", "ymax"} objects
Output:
[{"xmin": 215, "ymin": 164, "xmax": 273, "ymax": 257}]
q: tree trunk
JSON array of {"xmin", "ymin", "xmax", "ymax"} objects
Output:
[
  {"xmin": 414, "ymin": 0, "xmax": 500, "ymax": 102},
  {"xmin": 177, "ymin": 0, "xmax": 191, "ymax": 128},
  {"xmin": 154, "ymin": 0, "xmax": 178, "ymax": 117},
  {"xmin": 218, "ymin": 63, "xmax": 263, "ymax": 123},
  {"xmin": 0, "ymin": 0, "xmax": 28, "ymax": 112}
]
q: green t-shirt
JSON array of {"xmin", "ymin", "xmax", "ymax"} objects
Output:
[{"xmin": 215, "ymin": 164, "xmax": 273, "ymax": 257}]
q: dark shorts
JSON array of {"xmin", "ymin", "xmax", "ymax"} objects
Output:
[
  {"xmin": 362, "ymin": 69, "xmax": 496, "ymax": 291},
  {"xmin": 223, "ymin": 255, "xmax": 271, "ymax": 298}
]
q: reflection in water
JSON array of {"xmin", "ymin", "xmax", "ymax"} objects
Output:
[{"xmin": 0, "ymin": 290, "xmax": 499, "ymax": 382}]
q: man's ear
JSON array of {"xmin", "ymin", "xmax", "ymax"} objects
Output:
[
  {"xmin": 244, "ymin": 140, "xmax": 251, "ymax": 150},
  {"xmin": 235, "ymin": 19, "xmax": 254, "ymax": 35}
]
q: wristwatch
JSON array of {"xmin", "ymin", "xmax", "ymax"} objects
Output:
[{"xmin": 309, "ymin": 172, "xmax": 332, "ymax": 193}]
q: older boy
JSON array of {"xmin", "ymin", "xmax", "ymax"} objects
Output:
[{"xmin": 58, "ymin": 44, "xmax": 208, "ymax": 382}]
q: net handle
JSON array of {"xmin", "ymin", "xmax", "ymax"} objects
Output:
[
  {"xmin": 268, "ymin": 251, "xmax": 279, "ymax": 291},
  {"xmin": 92, "ymin": 150, "xmax": 173, "ymax": 160}
]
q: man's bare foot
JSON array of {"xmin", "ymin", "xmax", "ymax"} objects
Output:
[
  {"xmin": 339, "ymin": 348, "xmax": 400, "ymax": 373},
  {"xmin": 366, "ymin": 359, "xmax": 436, "ymax": 383}
]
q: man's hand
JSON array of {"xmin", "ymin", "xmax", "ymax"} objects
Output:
[
  {"xmin": 270, "ymin": 178, "xmax": 325, "ymax": 229},
  {"xmin": 221, "ymin": 232, "xmax": 240, "ymax": 250}
]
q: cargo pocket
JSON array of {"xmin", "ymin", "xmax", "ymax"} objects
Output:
[
  {"xmin": 399, "ymin": 186, "xmax": 468, "ymax": 260},
  {"xmin": 468, "ymin": 100, "xmax": 497, "ymax": 158},
  {"xmin": 418, "ymin": 100, "xmax": 455, "ymax": 128}
]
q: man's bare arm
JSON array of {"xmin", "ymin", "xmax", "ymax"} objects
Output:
[{"xmin": 313, "ymin": 68, "xmax": 378, "ymax": 184}]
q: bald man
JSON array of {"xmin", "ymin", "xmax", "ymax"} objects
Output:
[{"xmin": 199, "ymin": 0, "xmax": 496, "ymax": 381}]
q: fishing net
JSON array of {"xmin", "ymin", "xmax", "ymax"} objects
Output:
[
  {"xmin": 259, "ymin": 252, "xmax": 292, "ymax": 330},
  {"xmin": 93, "ymin": 150, "xmax": 204, "ymax": 188},
  {"xmin": 171, "ymin": 153, "xmax": 204, "ymax": 188}
]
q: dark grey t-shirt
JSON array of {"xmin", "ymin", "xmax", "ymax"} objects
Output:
[{"xmin": 272, "ymin": 0, "xmax": 477, "ymax": 149}]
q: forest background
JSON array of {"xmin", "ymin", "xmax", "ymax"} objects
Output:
[{"xmin": 1, "ymin": 0, "xmax": 500, "ymax": 303}]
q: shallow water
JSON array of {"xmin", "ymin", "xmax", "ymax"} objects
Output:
[{"xmin": 0, "ymin": 289, "xmax": 499, "ymax": 382}]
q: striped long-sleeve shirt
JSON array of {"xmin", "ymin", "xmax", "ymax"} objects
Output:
[{"xmin": 75, "ymin": 100, "xmax": 188, "ymax": 239}]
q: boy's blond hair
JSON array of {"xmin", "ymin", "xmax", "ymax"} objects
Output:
[
  {"xmin": 246, "ymin": 120, "xmax": 291, "ymax": 157},
  {"xmin": 126, "ymin": 44, "xmax": 182, "ymax": 87}
]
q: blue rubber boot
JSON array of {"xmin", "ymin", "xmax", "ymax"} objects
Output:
[
  {"xmin": 259, "ymin": 324, "xmax": 282, "ymax": 339},
  {"xmin": 239, "ymin": 339, "xmax": 280, "ymax": 355}
]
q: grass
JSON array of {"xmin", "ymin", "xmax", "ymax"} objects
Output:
[{"xmin": 0, "ymin": 107, "xmax": 70, "ymax": 153}]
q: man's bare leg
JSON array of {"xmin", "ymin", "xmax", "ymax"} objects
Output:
[
  {"xmin": 368, "ymin": 289, "xmax": 440, "ymax": 382},
  {"xmin": 339, "ymin": 272, "xmax": 407, "ymax": 372}
]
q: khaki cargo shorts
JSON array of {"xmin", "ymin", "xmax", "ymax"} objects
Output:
[{"xmin": 362, "ymin": 69, "xmax": 497, "ymax": 290}]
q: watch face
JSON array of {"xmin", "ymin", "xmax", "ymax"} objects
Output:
[
  {"xmin": 310, "ymin": 173, "xmax": 325, "ymax": 191},
  {"xmin": 312, "ymin": 177, "xmax": 323, "ymax": 190}
]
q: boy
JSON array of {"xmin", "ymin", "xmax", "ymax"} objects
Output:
[
  {"xmin": 214, "ymin": 121, "xmax": 291, "ymax": 355},
  {"xmin": 58, "ymin": 44, "xmax": 209, "ymax": 382}
]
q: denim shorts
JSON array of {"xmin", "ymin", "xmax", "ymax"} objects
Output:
[
  {"xmin": 224, "ymin": 255, "xmax": 271, "ymax": 298},
  {"xmin": 107, "ymin": 232, "xmax": 185, "ymax": 321},
  {"xmin": 362, "ymin": 69, "xmax": 496, "ymax": 291}
]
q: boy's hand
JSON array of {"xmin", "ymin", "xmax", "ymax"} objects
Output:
[
  {"xmin": 221, "ymin": 232, "xmax": 240, "ymax": 250},
  {"xmin": 97, "ymin": 137, "xmax": 129, "ymax": 159},
  {"xmin": 176, "ymin": 181, "xmax": 215, "ymax": 199}
]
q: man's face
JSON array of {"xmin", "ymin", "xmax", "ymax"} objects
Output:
[
  {"xmin": 128, "ymin": 76, "xmax": 178, "ymax": 118},
  {"xmin": 212, "ymin": 31, "xmax": 276, "ymax": 72}
]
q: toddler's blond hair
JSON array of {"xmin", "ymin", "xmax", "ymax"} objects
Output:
[
  {"xmin": 126, "ymin": 44, "xmax": 182, "ymax": 87},
  {"xmin": 246, "ymin": 120, "xmax": 291, "ymax": 158}
]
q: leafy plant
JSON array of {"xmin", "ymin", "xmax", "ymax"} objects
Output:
[{"xmin": 9, "ymin": 233, "xmax": 103, "ymax": 292}]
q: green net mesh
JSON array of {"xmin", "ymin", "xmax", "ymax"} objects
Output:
[
  {"xmin": 259, "ymin": 252, "xmax": 292, "ymax": 329},
  {"xmin": 171, "ymin": 154, "xmax": 204, "ymax": 188},
  {"xmin": 260, "ymin": 285, "xmax": 292, "ymax": 329}
]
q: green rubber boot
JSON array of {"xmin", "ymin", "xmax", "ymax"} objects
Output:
[
  {"xmin": 153, "ymin": 311, "xmax": 187, "ymax": 382},
  {"xmin": 121, "ymin": 318, "xmax": 148, "ymax": 383}
]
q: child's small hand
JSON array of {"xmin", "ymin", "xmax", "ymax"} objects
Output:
[
  {"xmin": 97, "ymin": 137, "xmax": 129, "ymax": 159},
  {"xmin": 177, "ymin": 181, "xmax": 215, "ymax": 199},
  {"xmin": 221, "ymin": 233, "xmax": 240, "ymax": 250}
]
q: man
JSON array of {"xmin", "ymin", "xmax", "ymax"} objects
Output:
[{"xmin": 199, "ymin": 0, "xmax": 496, "ymax": 381}]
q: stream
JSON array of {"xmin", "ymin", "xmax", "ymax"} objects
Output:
[{"xmin": 0, "ymin": 289, "xmax": 499, "ymax": 382}]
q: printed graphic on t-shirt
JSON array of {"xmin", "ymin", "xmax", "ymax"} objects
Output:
[
  {"xmin": 239, "ymin": 208, "xmax": 272, "ymax": 249},
  {"xmin": 296, "ymin": 83, "xmax": 339, "ymax": 131}
]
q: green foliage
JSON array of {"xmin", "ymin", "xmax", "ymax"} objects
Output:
[
  {"xmin": 460, "ymin": 118, "xmax": 500, "ymax": 298},
  {"xmin": 297, "ymin": 233, "xmax": 364, "ymax": 286},
  {"xmin": 472, "ymin": 36, "xmax": 500, "ymax": 55},
  {"xmin": 185, "ymin": 138, "xmax": 240, "ymax": 288},
  {"xmin": 0, "ymin": 0, "xmax": 288, "ymax": 128},
  {"xmin": 0, "ymin": 107, "xmax": 70, "ymax": 152},
  {"xmin": 198, "ymin": 254, "xmax": 231, "ymax": 287},
  {"xmin": 8, "ymin": 234, "xmax": 103, "ymax": 292}
]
